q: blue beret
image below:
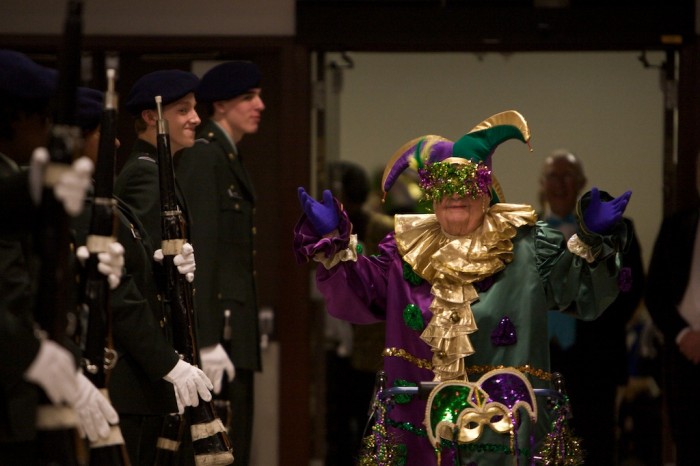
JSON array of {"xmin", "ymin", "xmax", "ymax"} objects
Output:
[
  {"xmin": 196, "ymin": 61, "xmax": 261, "ymax": 103},
  {"xmin": 0, "ymin": 49, "xmax": 57, "ymax": 100},
  {"xmin": 76, "ymin": 87, "xmax": 104, "ymax": 132},
  {"xmin": 125, "ymin": 69, "xmax": 199, "ymax": 116}
]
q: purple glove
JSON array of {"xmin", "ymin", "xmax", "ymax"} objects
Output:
[
  {"xmin": 583, "ymin": 187, "xmax": 632, "ymax": 234},
  {"xmin": 297, "ymin": 187, "xmax": 339, "ymax": 235}
]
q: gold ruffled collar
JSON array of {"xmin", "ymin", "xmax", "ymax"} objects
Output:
[{"xmin": 394, "ymin": 203, "xmax": 537, "ymax": 381}]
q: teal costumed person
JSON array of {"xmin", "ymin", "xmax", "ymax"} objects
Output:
[{"xmin": 294, "ymin": 111, "xmax": 633, "ymax": 465}]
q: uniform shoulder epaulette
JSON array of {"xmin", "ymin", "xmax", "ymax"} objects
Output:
[{"xmin": 137, "ymin": 154, "xmax": 156, "ymax": 164}]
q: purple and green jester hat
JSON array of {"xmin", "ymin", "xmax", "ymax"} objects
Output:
[{"xmin": 381, "ymin": 110, "xmax": 531, "ymax": 206}]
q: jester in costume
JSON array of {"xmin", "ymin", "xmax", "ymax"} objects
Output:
[{"xmin": 294, "ymin": 111, "xmax": 632, "ymax": 465}]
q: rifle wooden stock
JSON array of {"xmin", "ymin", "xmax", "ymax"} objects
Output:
[
  {"xmin": 34, "ymin": 1, "xmax": 84, "ymax": 464},
  {"xmin": 153, "ymin": 96, "xmax": 234, "ymax": 466},
  {"xmin": 81, "ymin": 68, "xmax": 131, "ymax": 466}
]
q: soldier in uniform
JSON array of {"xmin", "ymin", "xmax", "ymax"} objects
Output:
[
  {"xmin": 0, "ymin": 50, "xmax": 118, "ymax": 463},
  {"xmin": 115, "ymin": 69, "xmax": 202, "ymax": 251},
  {"xmin": 72, "ymin": 85, "xmax": 207, "ymax": 465},
  {"xmin": 175, "ymin": 61, "xmax": 264, "ymax": 465}
]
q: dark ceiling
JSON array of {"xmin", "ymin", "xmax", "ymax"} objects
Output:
[{"xmin": 296, "ymin": 0, "xmax": 696, "ymax": 52}]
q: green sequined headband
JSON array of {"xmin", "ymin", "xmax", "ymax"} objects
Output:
[{"xmin": 418, "ymin": 159, "xmax": 492, "ymax": 202}]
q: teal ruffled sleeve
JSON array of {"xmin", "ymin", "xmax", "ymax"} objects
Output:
[{"xmin": 534, "ymin": 210, "xmax": 626, "ymax": 321}]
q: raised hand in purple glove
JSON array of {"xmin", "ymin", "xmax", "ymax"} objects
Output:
[
  {"xmin": 298, "ymin": 187, "xmax": 339, "ymax": 235},
  {"xmin": 583, "ymin": 187, "xmax": 632, "ymax": 234}
]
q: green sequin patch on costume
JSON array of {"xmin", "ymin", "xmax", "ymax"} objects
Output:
[
  {"xmin": 392, "ymin": 379, "xmax": 417, "ymax": 404},
  {"xmin": 403, "ymin": 304, "xmax": 424, "ymax": 331},
  {"xmin": 402, "ymin": 261, "xmax": 423, "ymax": 286}
]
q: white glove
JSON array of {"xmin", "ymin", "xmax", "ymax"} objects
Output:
[
  {"xmin": 24, "ymin": 339, "xmax": 78, "ymax": 404},
  {"xmin": 173, "ymin": 242, "xmax": 196, "ymax": 283},
  {"xmin": 55, "ymin": 156, "xmax": 93, "ymax": 216},
  {"xmin": 153, "ymin": 242, "xmax": 196, "ymax": 283},
  {"xmin": 67, "ymin": 372, "xmax": 119, "ymax": 442},
  {"xmin": 29, "ymin": 148, "xmax": 94, "ymax": 216},
  {"xmin": 163, "ymin": 359, "xmax": 213, "ymax": 414},
  {"xmin": 200, "ymin": 344, "xmax": 235, "ymax": 395},
  {"xmin": 29, "ymin": 147, "xmax": 48, "ymax": 205},
  {"xmin": 76, "ymin": 242, "xmax": 125, "ymax": 290}
]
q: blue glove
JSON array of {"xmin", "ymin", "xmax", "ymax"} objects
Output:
[
  {"xmin": 298, "ymin": 187, "xmax": 339, "ymax": 235},
  {"xmin": 583, "ymin": 187, "xmax": 632, "ymax": 234}
]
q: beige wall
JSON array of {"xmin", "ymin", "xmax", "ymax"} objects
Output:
[{"xmin": 330, "ymin": 51, "xmax": 665, "ymax": 267}]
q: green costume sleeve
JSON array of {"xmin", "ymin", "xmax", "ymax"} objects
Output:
[{"xmin": 536, "ymin": 216, "xmax": 624, "ymax": 322}]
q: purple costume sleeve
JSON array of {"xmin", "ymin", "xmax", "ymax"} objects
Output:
[
  {"xmin": 316, "ymin": 239, "xmax": 398, "ymax": 325},
  {"xmin": 292, "ymin": 198, "xmax": 353, "ymax": 264}
]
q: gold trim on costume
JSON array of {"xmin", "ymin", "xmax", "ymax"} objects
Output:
[
  {"xmin": 466, "ymin": 364, "xmax": 552, "ymax": 381},
  {"xmin": 383, "ymin": 347, "xmax": 432, "ymax": 370},
  {"xmin": 381, "ymin": 135, "xmax": 450, "ymax": 195},
  {"xmin": 567, "ymin": 233, "xmax": 596, "ymax": 263},
  {"xmin": 394, "ymin": 204, "xmax": 537, "ymax": 382},
  {"xmin": 467, "ymin": 110, "xmax": 531, "ymax": 144},
  {"xmin": 313, "ymin": 234, "xmax": 358, "ymax": 269}
]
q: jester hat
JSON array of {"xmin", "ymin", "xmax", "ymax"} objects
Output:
[{"xmin": 381, "ymin": 110, "xmax": 531, "ymax": 204}]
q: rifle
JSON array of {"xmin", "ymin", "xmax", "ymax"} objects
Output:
[
  {"xmin": 33, "ymin": 1, "xmax": 84, "ymax": 463},
  {"xmin": 211, "ymin": 310, "xmax": 233, "ymax": 435},
  {"xmin": 152, "ymin": 96, "xmax": 234, "ymax": 466},
  {"xmin": 79, "ymin": 67, "xmax": 132, "ymax": 465}
]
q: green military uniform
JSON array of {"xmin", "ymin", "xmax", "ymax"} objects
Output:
[
  {"xmin": 114, "ymin": 139, "xmax": 165, "ymax": 252},
  {"xmin": 0, "ymin": 154, "xmax": 81, "ymax": 465},
  {"xmin": 72, "ymin": 194, "xmax": 180, "ymax": 465},
  {"xmin": 0, "ymin": 154, "xmax": 42, "ymax": 451},
  {"xmin": 115, "ymin": 139, "xmax": 190, "ymax": 250},
  {"xmin": 0, "ymin": 48, "xmax": 89, "ymax": 464},
  {"xmin": 109, "ymin": 198, "xmax": 179, "ymax": 415},
  {"xmin": 114, "ymin": 135, "xmax": 202, "ymax": 465},
  {"xmin": 109, "ymin": 138, "xmax": 198, "ymax": 464},
  {"xmin": 176, "ymin": 120, "xmax": 261, "ymax": 465},
  {"xmin": 0, "ymin": 157, "xmax": 36, "ymax": 235}
]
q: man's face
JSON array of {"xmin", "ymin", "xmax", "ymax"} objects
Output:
[
  {"xmin": 541, "ymin": 156, "xmax": 585, "ymax": 217},
  {"xmin": 162, "ymin": 93, "xmax": 200, "ymax": 153},
  {"xmin": 434, "ymin": 192, "xmax": 488, "ymax": 236},
  {"xmin": 216, "ymin": 88, "xmax": 264, "ymax": 143}
]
